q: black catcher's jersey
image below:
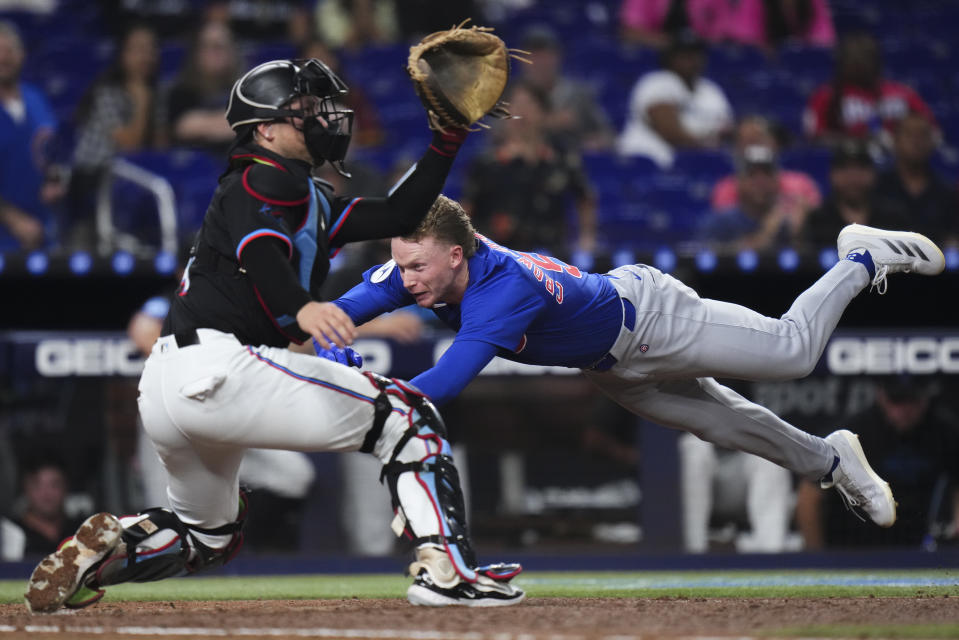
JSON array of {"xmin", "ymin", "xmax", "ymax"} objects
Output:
[
  {"xmin": 163, "ymin": 132, "xmax": 464, "ymax": 347},
  {"xmin": 164, "ymin": 146, "xmax": 343, "ymax": 346}
]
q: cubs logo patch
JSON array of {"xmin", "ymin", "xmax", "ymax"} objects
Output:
[
  {"xmin": 370, "ymin": 260, "xmax": 396, "ymax": 283},
  {"xmin": 640, "ymin": 344, "xmax": 649, "ymax": 353}
]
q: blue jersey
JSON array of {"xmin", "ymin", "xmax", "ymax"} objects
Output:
[
  {"xmin": 335, "ymin": 234, "xmax": 623, "ymax": 404},
  {"xmin": 0, "ymin": 84, "xmax": 57, "ymax": 250}
]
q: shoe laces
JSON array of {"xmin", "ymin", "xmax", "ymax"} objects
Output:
[
  {"xmin": 834, "ymin": 487, "xmax": 869, "ymax": 523},
  {"xmin": 870, "ymin": 264, "xmax": 890, "ymax": 295}
]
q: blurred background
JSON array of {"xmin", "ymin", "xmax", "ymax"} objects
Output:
[{"xmin": 2, "ymin": 0, "xmax": 958, "ymax": 568}]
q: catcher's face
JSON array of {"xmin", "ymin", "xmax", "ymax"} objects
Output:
[
  {"xmin": 263, "ymin": 97, "xmax": 319, "ymax": 163},
  {"xmin": 392, "ymin": 236, "xmax": 466, "ymax": 307}
]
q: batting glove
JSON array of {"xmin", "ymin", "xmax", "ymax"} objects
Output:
[{"xmin": 312, "ymin": 338, "xmax": 364, "ymax": 368}]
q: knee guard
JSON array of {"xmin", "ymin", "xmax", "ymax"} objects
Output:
[
  {"xmin": 93, "ymin": 493, "xmax": 247, "ymax": 588},
  {"xmin": 362, "ymin": 372, "xmax": 478, "ymax": 587}
]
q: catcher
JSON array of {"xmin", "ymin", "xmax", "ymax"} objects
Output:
[{"xmin": 25, "ymin": 25, "xmax": 523, "ymax": 613}]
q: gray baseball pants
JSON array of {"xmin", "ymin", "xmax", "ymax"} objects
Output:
[{"xmin": 584, "ymin": 260, "xmax": 869, "ymax": 479}]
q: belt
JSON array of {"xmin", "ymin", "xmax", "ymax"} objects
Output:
[
  {"xmin": 167, "ymin": 328, "xmax": 199, "ymax": 348},
  {"xmin": 588, "ymin": 297, "xmax": 636, "ymax": 372}
]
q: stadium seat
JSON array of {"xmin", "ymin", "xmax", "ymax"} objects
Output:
[
  {"xmin": 114, "ymin": 150, "xmax": 222, "ymax": 241},
  {"xmin": 779, "ymin": 146, "xmax": 832, "ymax": 195},
  {"xmin": 244, "ymin": 42, "xmax": 298, "ymax": 68},
  {"xmin": 671, "ymin": 149, "xmax": 735, "ymax": 185}
]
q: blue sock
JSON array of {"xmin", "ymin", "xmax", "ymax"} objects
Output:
[
  {"xmin": 820, "ymin": 455, "xmax": 840, "ymax": 484},
  {"xmin": 845, "ymin": 249, "xmax": 875, "ymax": 279}
]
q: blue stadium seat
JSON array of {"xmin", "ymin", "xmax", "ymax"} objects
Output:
[
  {"xmin": 779, "ymin": 146, "xmax": 832, "ymax": 195},
  {"xmin": 115, "ymin": 150, "xmax": 222, "ymax": 239},
  {"xmin": 707, "ymin": 45, "xmax": 767, "ymax": 75},
  {"xmin": 777, "ymin": 44, "xmax": 833, "ymax": 80},
  {"xmin": 671, "ymin": 149, "xmax": 735, "ymax": 185},
  {"xmin": 158, "ymin": 43, "xmax": 187, "ymax": 83},
  {"xmin": 244, "ymin": 42, "xmax": 298, "ymax": 68}
]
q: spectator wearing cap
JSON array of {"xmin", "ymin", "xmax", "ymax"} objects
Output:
[
  {"xmin": 696, "ymin": 144, "xmax": 801, "ymax": 253},
  {"xmin": 796, "ymin": 376, "xmax": 959, "ymax": 549},
  {"xmin": 800, "ymin": 138, "xmax": 908, "ymax": 251},
  {"xmin": 712, "ymin": 115, "xmax": 821, "ymax": 224},
  {"xmin": 874, "ymin": 113, "xmax": 959, "ymax": 246},
  {"xmin": 618, "ymin": 31, "xmax": 733, "ymax": 168},
  {"xmin": 518, "ymin": 25, "xmax": 615, "ymax": 152},
  {"xmin": 804, "ymin": 32, "xmax": 937, "ymax": 144}
]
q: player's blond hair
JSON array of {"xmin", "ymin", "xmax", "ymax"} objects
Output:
[{"xmin": 403, "ymin": 194, "xmax": 477, "ymax": 258}]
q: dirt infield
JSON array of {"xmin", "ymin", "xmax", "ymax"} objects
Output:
[{"xmin": 1, "ymin": 596, "xmax": 957, "ymax": 639}]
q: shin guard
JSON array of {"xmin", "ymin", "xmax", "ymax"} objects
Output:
[
  {"xmin": 364, "ymin": 372, "xmax": 478, "ymax": 587},
  {"xmin": 94, "ymin": 493, "xmax": 247, "ymax": 588}
]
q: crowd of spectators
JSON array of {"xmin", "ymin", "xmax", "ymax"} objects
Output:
[{"xmin": 1, "ymin": 1, "xmax": 957, "ymax": 262}]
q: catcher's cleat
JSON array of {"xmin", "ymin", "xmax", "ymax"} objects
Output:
[
  {"xmin": 24, "ymin": 512, "xmax": 122, "ymax": 614},
  {"xmin": 837, "ymin": 224, "xmax": 944, "ymax": 294},
  {"xmin": 407, "ymin": 569, "xmax": 526, "ymax": 607},
  {"xmin": 820, "ymin": 430, "xmax": 897, "ymax": 528}
]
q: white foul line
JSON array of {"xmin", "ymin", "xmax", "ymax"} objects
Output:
[{"xmin": 0, "ymin": 625, "xmax": 772, "ymax": 640}]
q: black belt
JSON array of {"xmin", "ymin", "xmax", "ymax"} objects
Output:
[
  {"xmin": 169, "ymin": 328, "xmax": 199, "ymax": 348},
  {"xmin": 587, "ymin": 297, "xmax": 637, "ymax": 372}
]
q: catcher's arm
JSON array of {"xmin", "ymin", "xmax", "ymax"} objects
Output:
[{"xmin": 328, "ymin": 127, "xmax": 468, "ymax": 246}]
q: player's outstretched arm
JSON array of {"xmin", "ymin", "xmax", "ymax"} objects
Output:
[
  {"xmin": 333, "ymin": 261, "xmax": 416, "ymax": 326},
  {"xmin": 411, "ymin": 339, "xmax": 500, "ymax": 407}
]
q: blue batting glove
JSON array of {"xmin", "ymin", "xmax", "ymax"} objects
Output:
[{"xmin": 312, "ymin": 338, "xmax": 363, "ymax": 368}]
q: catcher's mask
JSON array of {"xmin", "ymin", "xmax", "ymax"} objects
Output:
[{"xmin": 226, "ymin": 58, "xmax": 354, "ymax": 172}]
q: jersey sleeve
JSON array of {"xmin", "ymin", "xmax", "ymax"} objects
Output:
[
  {"xmin": 217, "ymin": 170, "xmax": 313, "ymax": 340},
  {"xmin": 456, "ymin": 271, "xmax": 547, "ymax": 353},
  {"xmin": 411, "ymin": 339, "xmax": 500, "ymax": 406},
  {"xmin": 333, "ymin": 260, "xmax": 415, "ymax": 325},
  {"xmin": 219, "ymin": 168, "xmax": 299, "ymax": 261},
  {"xmin": 326, "ymin": 129, "xmax": 469, "ymax": 248}
]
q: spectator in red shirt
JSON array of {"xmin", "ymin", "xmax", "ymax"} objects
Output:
[
  {"xmin": 712, "ymin": 116, "xmax": 821, "ymax": 223},
  {"xmin": 804, "ymin": 32, "xmax": 936, "ymax": 143}
]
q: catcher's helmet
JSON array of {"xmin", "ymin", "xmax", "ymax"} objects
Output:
[{"xmin": 226, "ymin": 58, "xmax": 353, "ymax": 167}]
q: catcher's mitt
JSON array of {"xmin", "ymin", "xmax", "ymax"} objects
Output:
[{"xmin": 407, "ymin": 21, "xmax": 525, "ymax": 131}]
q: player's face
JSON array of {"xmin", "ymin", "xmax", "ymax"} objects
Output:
[
  {"xmin": 392, "ymin": 236, "xmax": 463, "ymax": 307},
  {"xmin": 268, "ymin": 97, "xmax": 318, "ymax": 163}
]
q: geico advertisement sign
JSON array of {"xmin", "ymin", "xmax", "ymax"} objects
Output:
[
  {"xmin": 34, "ymin": 338, "xmax": 395, "ymax": 377},
  {"xmin": 826, "ymin": 336, "xmax": 959, "ymax": 374},
  {"xmin": 36, "ymin": 339, "xmax": 144, "ymax": 376}
]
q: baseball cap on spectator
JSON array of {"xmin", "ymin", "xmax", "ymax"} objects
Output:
[
  {"xmin": 830, "ymin": 138, "xmax": 875, "ymax": 169},
  {"xmin": 520, "ymin": 25, "xmax": 560, "ymax": 52},
  {"xmin": 736, "ymin": 144, "xmax": 778, "ymax": 173}
]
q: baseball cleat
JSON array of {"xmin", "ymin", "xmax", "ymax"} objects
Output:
[
  {"xmin": 837, "ymin": 223, "xmax": 944, "ymax": 294},
  {"xmin": 407, "ymin": 570, "xmax": 526, "ymax": 607},
  {"xmin": 820, "ymin": 430, "xmax": 896, "ymax": 528},
  {"xmin": 24, "ymin": 512, "xmax": 122, "ymax": 614}
]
